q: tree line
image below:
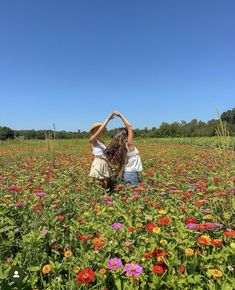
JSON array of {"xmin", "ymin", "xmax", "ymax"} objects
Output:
[{"xmin": 1, "ymin": 108, "xmax": 234, "ymax": 141}]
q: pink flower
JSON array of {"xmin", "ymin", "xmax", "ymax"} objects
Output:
[
  {"xmin": 124, "ymin": 263, "xmax": 143, "ymax": 276},
  {"xmin": 36, "ymin": 192, "xmax": 47, "ymax": 197},
  {"xmin": 112, "ymin": 223, "xmax": 123, "ymax": 230},
  {"xmin": 107, "ymin": 258, "xmax": 123, "ymax": 270}
]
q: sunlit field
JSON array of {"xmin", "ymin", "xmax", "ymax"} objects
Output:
[{"xmin": 0, "ymin": 138, "xmax": 234, "ymax": 290}]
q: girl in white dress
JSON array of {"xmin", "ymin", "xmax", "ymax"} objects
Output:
[{"xmin": 89, "ymin": 112, "xmax": 115, "ymax": 188}]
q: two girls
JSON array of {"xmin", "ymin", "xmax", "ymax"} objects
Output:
[{"xmin": 89, "ymin": 112, "xmax": 142, "ymax": 188}]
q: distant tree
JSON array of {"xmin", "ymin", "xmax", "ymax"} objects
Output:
[
  {"xmin": 0, "ymin": 126, "xmax": 14, "ymax": 140},
  {"xmin": 221, "ymin": 108, "xmax": 235, "ymax": 124}
]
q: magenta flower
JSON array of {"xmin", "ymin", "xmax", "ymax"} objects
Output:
[
  {"xmin": 112, "ymin": 223, "xmax": 123, "ymax": 230},
  {"xmin": 36, "ymin": 192, "xmax": 47, "ymax": 197},
  {"xmin": 107, "ymin": 258, "xmax": 123, "ymax": 270},
  {"xmin": 124, "ymin": 263, "xmax": 143, "ymax": 276},
  {"xmin": 201, "ymin": 209, "xmax": 212, "ymax": 214},
  {"xmin": 186, "ymin": 223, "xmax": 199, "ymax": 230},
  {"xmin": 15, "ymin": 201, "xmax": 26, "ymax": 207}
]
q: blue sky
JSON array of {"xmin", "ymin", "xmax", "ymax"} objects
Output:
[{"xmin": 0, "ymin": 0, "xmax": 234, "ymax": 131}]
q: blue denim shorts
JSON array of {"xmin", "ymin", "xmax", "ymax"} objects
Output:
[{"xmin": 123, "ymin": 172, "xmax": 139, "ymax": 187}]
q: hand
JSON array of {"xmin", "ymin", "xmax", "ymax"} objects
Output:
[
  {"xmin": 113, "ymin": 111, "xmax": 122, "ymax": 117},
  {"xmin": 109, "ymin": 112, "xmax": 116, "ymax": 119}
]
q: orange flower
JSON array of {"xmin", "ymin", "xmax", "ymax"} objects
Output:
[
  {"xmin": 42, "ymin": 264, "xmax": 52, "ymax": 275},
  {"xmin": 92, "ymin": 237, "xmax": 105, "ymax": 250},
  {"xmin": 209, "ymin": 269, "xmax": 223, "ymax": 278},
  {"xmin": 185, "ymin": 248, "xmax": 194, "ymax": 256},
  {"xmin": 210, "ymin": 239, "xmax": 223, "ymax": 247},
  {"xmin": 158, "ymin": 217, "xmax": 170, "ymax": 226},
  {"xmin": 99, "ymin": 268, "xmax": 106, "ymax": 275},
  {"xmin": 197, "ymin": 235, "xmax": 211, "ymax": 246},
  {"xmin": 64, "ymin": 250, "xmax": 73, "ymax": 258},
  {"xmin": 224, "ymin": 230, "xmax": 235, "ymax": 237}
]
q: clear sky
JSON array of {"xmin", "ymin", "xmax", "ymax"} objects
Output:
[{"xmin": 0, "ymin": 0, "xmax": 234, "ymax": 131}]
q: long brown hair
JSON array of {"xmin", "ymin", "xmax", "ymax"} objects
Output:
[{"xmin": 104, "ymin": 128, "xmax": 128, "ymax": 175}]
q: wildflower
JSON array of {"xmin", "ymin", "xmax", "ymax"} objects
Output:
[
  {"xmin": 36, "ymin": 192, "xmax": 47, "ymax": 197},
  {"xmin": 158, "ymin": 216, "xmax": 170, "ymax": 225},
  {"xmin": 76, "ymin": 268, "xmax": 95, "ymax": 285},
  {"xmin": 227, "ymin": 266, "xmax": 234, "ymax": 272},
  {"xmin": 32, "ymin": 205, "xmax": 42, "ymax": 212},
  {"xmin": 99, "ymin": 268, "xmax": 106, "ymax": 275},
  {"xmin": 230, "ymin": 242, "xmax": 235, "ymax": 249},
  {"xmin": 125, "ymin": 241, "xmax": 132, "ymax": 248},
  {"xmin": 153, "ymin": 226, "xmax": 161, "ymax": 234},
  {"xmin": 15, "ymin": 201, "xmax": 26, "ymax": 207},
  {"xmin": 92, "ymin": 237, "xmax": 105, "ymax": 250},
  {"xmin": 128, "ymin": 226, "xmax": 135, "ymax": 232},
  {"xmin": 209, "ymin": 269, "xmax": 223, "ymax": 278},
  {"xmin": 57, "ymin": 215, "xmax": 65, "ymax": 221},
  {"xmin": 185, "ymin": 248, "xmax": 194, "ymax": 256},
  {"xmin": 178, "ymin": 265, "xmax": 185, "ymax": 273},
  {"xmin": 74, "ymin": 267, "xmax": 80, "ymax": 273},
  {"xmin": 112, "ymin": 223, "xmax": 123, "ymax": 230},
  {"xmin": 224, "ymin": 230, "xmax": 235, "ymax": 237},
  {"xmin": 153, "ymin": 265, "xmax": 165, "ymax": 275},
  {"xmin": 146, "ymin": 223, "xmax": 156, "ymax": 232},
  {"xmin": 124, "ymin": 263, "xmax": 143, "ymax": 276},
  {"xmin": 210, "ymin": 239, "xmax": 223, "ymax": 247},
  {"xmin": 159, "ymin": 210, "xmax": 167, "ymax": 214},
  {"xmin": 184, "ymin": 217, "xmax": 197, "ymax": 224},
  {"xmin": 64, "ymin": 250, "xmax": 73, "ymax": 258},
  {"xmin": 42, "ymin": 264, "xmax": 52, "ymax": 275},
  {"xmin": 160, "ymin": 240, "xmax": 168, "ymax": 245},
  {"xmin": 107, "ymin": 258, "xmax": 123, "ymax": 270},
  {"xmin": 186, "ymin": 223, "xmax": 199, "ymax": 230},
  {"xmin": 201, "ymin": 209, "xmax": 212, "ymax": 214},
  {"xmin": 197, "ymin": 235, "xmax": 211, "ymax": 246}
]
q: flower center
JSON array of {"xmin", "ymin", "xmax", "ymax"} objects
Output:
[{"xmin": 131, "ymin": 266, "xmax": 136, "ymax": 272}]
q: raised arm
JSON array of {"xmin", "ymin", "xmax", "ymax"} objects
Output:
[
  {"xmin": 89, "ymin": 112, "xmax": 115, "ymax": 143},
  {"xmin": 114, "ymin": 112, "xmax": 134, "ymax": 149}
]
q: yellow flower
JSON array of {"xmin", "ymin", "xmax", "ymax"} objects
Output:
[
  {"xmin": 74, "ymin": 267, "xmax": 80, "ymax": 274},
  {"xmin": 160, "ymin": 240, "xmax": 168, "ymax": 245},
  {"xmin": 230, "ymin": 242, "xmax": 235, "ymax": 249},
  {"xmin": 153, "ymin": 226, "xmax": 161, "ymax": 234},
  {"xmin": 137, "ymin": 223, "xmax": 143, "ymax": 228},
  {"xmin": 209, "ymin": 269, "xmax": 223, "ymax": 278},
  {"xmin": 42, "ymin": 264, "xmax": 52, "ymax": 275},
  {"xmin": 159, "ymin": 210, "xmax": 167, "ymax": 215},
  {"xmin": 64, "ymin": 250, "xmax": 73, "ymax": 258},
  {"xmin": 99, "ymin": 268, "xmax": 106, "ymax": 275},
  {"xmin": 185, "ymin": 248, "xmax": 194, "ymax": 256},
  {"xmin": 204, "ymin": 215, "xmax": 214, "ymax": 220}
]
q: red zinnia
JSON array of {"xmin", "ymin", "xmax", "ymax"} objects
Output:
[
  {"xmin": 153, "ymin": 265, "xmax": 165, "ymax": 275},
  {"xmin": 128, "ymin": 226, "xmax": 135, "ymax": 232},
  {"xmin": 178, "ymin": 265, "xmax": 185, "ymax": 273},
  {"xmin": 146, "ymin": 223, "xmax": 156, "ymax": 233},
  {"xmin": 184, "ymin": 217, "xmax": 197, "ymax": 224},
  {"xmin": 32, "ymin": 205, "xmax": 42, "ymax": 212},
  {"xmin": 57, "ymin": 215, "xmax": 65, "ymax": 221},
  {"xmin": 158, "ymin": 217, "xmax": 170, "ymax": 226},
  {"xmin": 210, "ymin": 239, "xmax": 223, "ymax": 247},
  {"xmin": 76, "ymin": 268, "xmax": 95, "ymax": 285},
  {"xmin": 224, "ymin": 230, "xmax": 235, "ymax": 237}
]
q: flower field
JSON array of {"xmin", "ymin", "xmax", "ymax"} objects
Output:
[{"xmin": 0, "ymin": 139, "xmax": 234, "ymax": 290}]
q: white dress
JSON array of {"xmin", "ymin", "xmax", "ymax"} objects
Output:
[{"xmin": 89, "ymin": 141, "xmax": 112, "ymax": 179}]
